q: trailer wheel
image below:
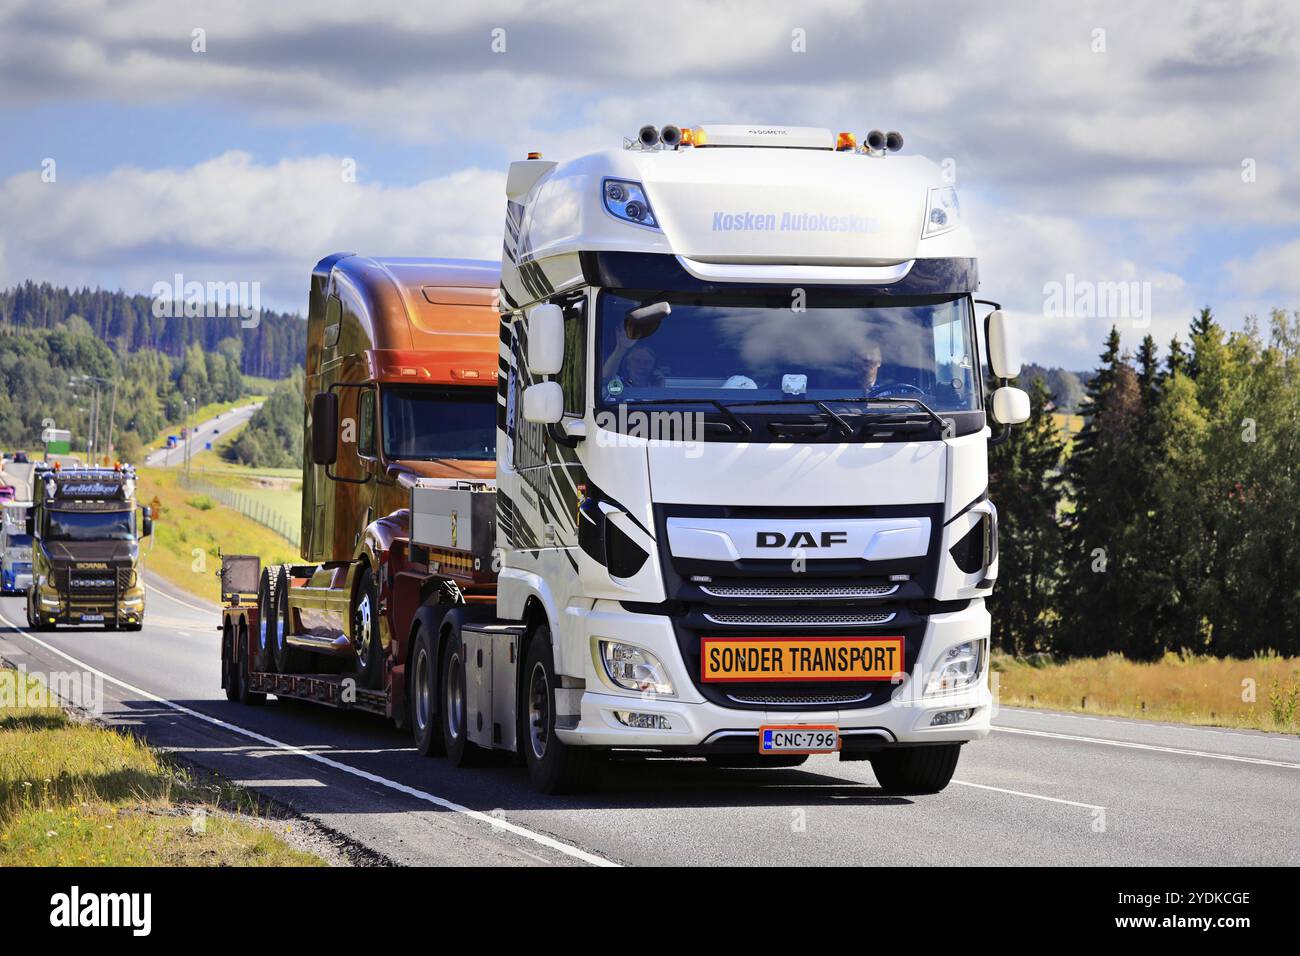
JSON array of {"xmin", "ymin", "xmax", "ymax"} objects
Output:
[
  {"xmin": 223, "ymin": 628, "xmax": 240, "ymax": 702},
  {"xmin": 869, "ymin": 743, "xmax": 960, "ymax": 794},
  {"xmin": 351, "ymin": 567, "xmax": 384, "ymax": 690},
  {"xmin": 235, "ymin": 625, "xmax": 266, "ymax": 706},
  {"xmin": 705, "ymin": 754, "xmax": 809, "ymax": 768},
  {"xmin": 523, "ymin": 628, "xmax": 598, "ymax": 794},
  {"xmin": 270, "ymin": 566, "xmax": 305, "ymax": 674},
  {"xmin": 255, "ymin": 568, "xmax": 276, "ymax": 672},
  {"xmin": 410, "ymin": 625, "xmax": 445, "ymax": 757},
  {"xmin": 440, "ymin": 624, "xmax": 484, "ymax": 767}
]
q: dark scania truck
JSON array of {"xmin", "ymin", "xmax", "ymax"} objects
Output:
[{"xmin": 25, "ymin": 463, "xmax": 153, "ymax": 631}]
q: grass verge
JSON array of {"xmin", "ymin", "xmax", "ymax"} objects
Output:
[
  {"xmin": 993, "ymin": 650, "xmax": 1300, "ymax": 733},
  {"xmin": 0, "ymin": 668, "xmax": 322, "ymax": 866},
  {"xmin": 136, "ymin": 466, "xmax": 298, "ymax": 604}
]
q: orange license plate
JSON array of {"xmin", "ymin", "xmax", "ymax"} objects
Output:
[{"xmin": 699, "ymin": 636, "xmax": 904, "ymax": 683}]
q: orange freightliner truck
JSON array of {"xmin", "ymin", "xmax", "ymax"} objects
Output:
[{"xmin": 220, "ymin": 254, "xmax": 500, "ymax": 732}]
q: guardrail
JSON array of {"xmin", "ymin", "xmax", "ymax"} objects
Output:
[{"xmin": 179, "ymin": 475, "xmax": 299, "ymax": 547}]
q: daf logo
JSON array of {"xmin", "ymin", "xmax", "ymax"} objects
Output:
[{"xmin": 756, "ymin": 531, "xmax": 849, "ymax": 548}]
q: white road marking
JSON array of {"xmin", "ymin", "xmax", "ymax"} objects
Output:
[
  {"xmin": 144, "ymin": 580, "xmax": 213, "ymax": 616},
  {"xmin": 1, "ymin": 611, "xmax": 619, "ymax": 868},
  {"xmin": 993, "ymin": 725, "xmax": 1300, "ymax": 769},
  {"xmin": 950, "ymin": 779, "xmax": 1104, "ymax": 811},
  {"xmin": 999, "ymin": 706, "xmax": 1290, "ymax": 742}
]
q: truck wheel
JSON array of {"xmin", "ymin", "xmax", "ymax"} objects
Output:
[
  {"xmin": 522, "ymin": 628, "xmax": 598, "ymax": 794},
  {"xmin": 351, "ymin": 567, "xmax": 384, "ymax": 690},
  {"xmin": 705, "ymin": 754, "xmax": 809, "ymax": 768},
  {"xmin": 270, "ymin": 566, "xmax": 305, "ymax": 674},
  {"xmin": 410, "ymin": 625, "xmax": 445, "ymax": 757},
  {"xmin": 235, "ymin": 626, "xmax": 267, "ymax": 706},
  {"xmin": 440, "ymin": 624, "xmax": 483, "ymax": 767},
  {"xmin": 869, "ymin": 744, "xmax": 961, "ymax": 794},
  {"xmin": 255, "ymin": 568, "xmax": 277, "ymax": 672}
]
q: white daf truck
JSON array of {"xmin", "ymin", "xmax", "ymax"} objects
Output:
[
  {"xmin": 246, "ymin": 123, "xmax": 1029, "ymax": 796},
  {"xmin": 404, "ymin": 122, "xmax": 1029, "ymax": 792}
]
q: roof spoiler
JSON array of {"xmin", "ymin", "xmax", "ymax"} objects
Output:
[{"xmin": 309, "ymin": 251, "xmax": 355, "ymax": 323}]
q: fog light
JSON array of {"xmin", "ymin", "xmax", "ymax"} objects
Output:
[
  {"xmin": 930, "ymin": 708, "xmax": 974, "ymax": 726},
  {"xmin": 614, "ymin": 711, "xmax": 672, "ymax": 730},
  {"xmin": 599, "ymin": 641, "xmax": 675, "ymax": 696},
  {"xmin": 924, "ymin": 639, "xmax": 986, "ymax": 695}
]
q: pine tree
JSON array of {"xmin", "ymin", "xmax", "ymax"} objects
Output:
[{"xmin": 988, "ymin": 377, "xmax": 1065, "ymax": 655}]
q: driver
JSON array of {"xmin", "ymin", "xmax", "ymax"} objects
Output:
[
  {"xmin": 602, "ymin": 326, "xmax": 664, "ymax": 388},
  {"xmin": 857, "ymin": 343, "xmax": 885, "ymax": 393}
]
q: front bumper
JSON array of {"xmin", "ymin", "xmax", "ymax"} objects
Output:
[
  {"xmin": 35, "ymin": 584, "xmax": 144, "ymax": 626},
  {"xmin": 557, "ymin": 599, "xmax": 992, "ymax": 750}
]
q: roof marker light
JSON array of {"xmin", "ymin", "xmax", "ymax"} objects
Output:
[
  {"xmin": 836, "ymin": 131, "xmax": 857, "ymax": 151},
  {"xmin": 526, "ymin": 151, "xmax": 543, "ymax": 160}
]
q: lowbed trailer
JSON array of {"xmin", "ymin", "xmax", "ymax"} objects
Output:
[{"xmin": 221, "ymin": 124, "xmax": 1031, "ymax": 795}]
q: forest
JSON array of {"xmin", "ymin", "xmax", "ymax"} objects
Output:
[{"xmin": 991, "ymin": 307, "xmax": 1300, "ymax": 658}]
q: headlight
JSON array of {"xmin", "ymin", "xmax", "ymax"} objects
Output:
[
  {"xmin": 603, "ymin": 178, "xmax": 659, "ymax": 229},
  {"xmin": 922, "ymin": 185, "xmax": 961, "ymax": 238},
  {"xmin": 599, "ymin": 641, "xmax": 674, "ymax": 696},
  {"xmin": 925, "ymin": 639, "xmax": 985, "ymax": 695}
]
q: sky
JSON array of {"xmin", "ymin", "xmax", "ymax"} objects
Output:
[{"xmin": 1, "ymin": 0, "xmax": 1298, "ymax": 370}]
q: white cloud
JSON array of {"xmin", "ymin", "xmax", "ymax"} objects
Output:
[{"xmin": 0, "ymin": 151, "xmax": 505, "ymax": 313}]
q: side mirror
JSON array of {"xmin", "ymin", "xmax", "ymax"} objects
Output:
[
  {"xmin": 25, "ymin": 513, "xmax": 34, "ymax": 536},
  {"xmin": 523, "ymin": 381, "xmax": 564, "ymax": 424},
  {"xmin": 992, "ymin": 385, "xmax": 1030, "ymax": 425},
  {"xmin": 311, "ymin": 391, "xmax": 338, "ymax": 465},
  {"xmin": 140, "ymin": 506, "xmax": 154, "ymax": 538},
  {"xmin": 986, "ymin": 310, "xmax": 1021, "ymax": 380},
  {"xmin": 526, "ymin": 304, "xmax": 564, "ymax": 376}
]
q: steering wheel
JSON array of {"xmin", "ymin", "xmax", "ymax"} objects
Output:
[{"xmin": 867, "ymin": 382, "xmax": 927, "ymax": 399}]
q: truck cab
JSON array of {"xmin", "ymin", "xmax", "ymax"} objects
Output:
[
  {"xmin": 25, "ymin": 463, "xmax": 151, "ymax": 630},
  {"xmin": 1, "ymin": 501, "xmax": 33, "ymax": 594},
  {"xmin": 483, "ymin": 124, "xmax": 1029, "ymax": 790}
]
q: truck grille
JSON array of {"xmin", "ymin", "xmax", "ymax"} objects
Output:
[
  {"xmin": 726, "ymin": 692, "xmax": 875, "ymax": 706},
  {"xmin": 702, "ymin": 610, "xmax": 895, "ymax": 627},
  {"xmin": 699, "ymin": 583, "xmax": 898, "ymax": 600}
]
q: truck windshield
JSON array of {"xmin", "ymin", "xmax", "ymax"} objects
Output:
[
  {"xmin": 597, "ymin": 290, "xmax": 980, "ymax": 412},
  {"xmin": 45, "ymin": 510, "xmax": 135, "ymax": 541},
  {"xmin": 381, "ymin": 386, "xmax": 496, "ymax": 461}
]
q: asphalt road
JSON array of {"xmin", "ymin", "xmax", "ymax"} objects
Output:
[
  {"xmin": 2, "ymin": 580, "xmax": 1297, "ymax": 867},
  {"xmin": 143, "ymin": 403, "xmax": 262, "ymax": 467}
]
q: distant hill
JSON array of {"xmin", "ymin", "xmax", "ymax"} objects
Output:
[
  {"xmin": 0, "ymin": 281, "xmax": 305, "ymax": 379},
  {"xmin": 1019, "ymin": 363, "xmax": 1086, "ymax": 413}
]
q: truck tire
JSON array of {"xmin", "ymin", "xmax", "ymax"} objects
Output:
[
  {"xmin": 522, "ymin": 627, "xmax": 599, "ymax": 794},
  {"xmin": 25, "ymin": 590, "xmax": 51, "ymax": 631},
  {"xmin": 234, "ymin": 625, "xmax": 267, "ymax": 706},
  {"xmin": 440, "ymin": 622, "xmax": 484, "ymax": 767},
  {"xmin": 351, "ymin": 567, "xmax": 384, "ymax": 690},
  {"xmin": 255, "ymin": 568, "xmax": 277, "ymax": 672},
  {"xmin": 223, "ymin": 627, "xmax": 241, "ymax": 702},
  {"xmin": 270, "ymin": 566, "xmax": 305, "ymax": 674},
  {"xmin": 705, "ymin": 754, "xmax": 809, "ymax": 769},
  {"xmin": 410, "ymin": 625, "xmax": 445, "ymax": 757},
  {"xmin": 869, "ymin": 743, "xmax": 961, "ymax": 794}
]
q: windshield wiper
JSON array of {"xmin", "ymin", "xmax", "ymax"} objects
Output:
[
  {"xmin": 619, "ymin": 398, "xmax": 753, "ymax": 435},
  {"xmin": 818, "ymin": 396, "xmax": 953, "ymax": 436}
]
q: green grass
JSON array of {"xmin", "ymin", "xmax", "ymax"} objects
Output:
[
  {"xmin": 994, "ymin": 650, "xmax": 1300, "ymax": 733},
  {"xmin": 136, "ymin": 467, "xmax": 299, "ymax": 604},
  {"xmin": 0, "ymin": 669, "xmax": 322, "ymax": 866}
]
